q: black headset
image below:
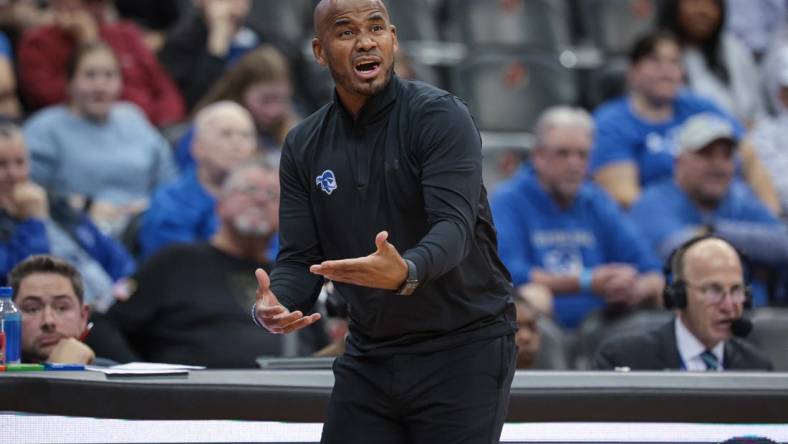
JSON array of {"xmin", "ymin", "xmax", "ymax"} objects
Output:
[{"xmin": 662, "ymin": 234, "xmax": 752, "ymax": 310}]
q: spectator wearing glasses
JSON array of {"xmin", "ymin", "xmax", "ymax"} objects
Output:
[
  {"xmin": 137, "ymin": 101, "xmax": 257, "ymax": 260},
  {"xmin": 491, "ymin": 106, "xmax": 663, "ymax": 330},
  {"xmin": 89, "ymin": 162, "xmax": 328, "ymax": 368},
  {"xmin": 593, "ymin": 236, "xmax": 773, "ymax": 371}
]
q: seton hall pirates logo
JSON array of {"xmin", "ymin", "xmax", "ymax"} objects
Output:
[{"xmin": 316, "ymin": 170, "xmax": 338, "ymax": 195}]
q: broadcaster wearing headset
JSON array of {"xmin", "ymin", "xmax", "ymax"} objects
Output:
[{"xmin": 592, "ymin": 235, "xmax": 772, "ymax": 371}]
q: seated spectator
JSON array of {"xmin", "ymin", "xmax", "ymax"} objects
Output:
[
  {"xmin": 658, "ymin": 0, "xmax": 764, "ymax": 126},
  {"xmin": 630, "ymin": 113, "xmax": 788, "ymax": 304},
  {"xmin": 138, "ymin": 101, "xmax": 256, "ymax": 260},
  {"xmin": 752, "ymin": 46, "xmax": 788, "ymax": 215},
  {"xmin": 0, "ymin": 122, "xmax": 134, "ymax": 311},
  {"xmin": 89, "ymin": 162, "xmax": 328, "ymax": 368},
  {"xmin": 491, "ymin": 106, "xmax": 664, "ymax": 329},
  {"xmin": 13, "ymin": 255, "xmax": 99, "ymax": 365},
  {"xmin": 159, "ymin": 0, "xmax": 326, "ymax": 112},
  {"xmin": 18, "ymin": 0, "xmax": 184, "ymax": 127},
  {"xmin": 590, "ymin": 31, "xmax": 779, "ymax": 212},
  {"xmin": 23, "ymin": 42, "xmax": 177, "ymax": 237},
  {"xmin": 593, "ymin": 236, "xmax": 773, "ymax": 371},
  {"xmin": 175, "ymin": 45, "xmax": 300, "ymax": 171}
]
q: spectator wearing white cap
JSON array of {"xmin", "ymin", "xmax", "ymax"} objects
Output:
[
  {"xmin": 631, "ymin": 113, "xmax": 788, "ymax": 305},
  {"xmin": 752, "ymin": 46, "xmax": 788, "ymax": 215}
]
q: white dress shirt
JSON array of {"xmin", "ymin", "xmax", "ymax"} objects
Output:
[{"xmin": 675, "ymin": 317, "xmax": 725, "ymax": 371}]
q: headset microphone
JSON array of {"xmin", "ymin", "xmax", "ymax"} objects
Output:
[{"xmin": 731, "ymin": 317, "xmax": 753, "ymax": 338}]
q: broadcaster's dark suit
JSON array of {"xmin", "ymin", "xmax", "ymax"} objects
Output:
[{"xmin": 592, "ymin": 319, "xmax": 773, "ymax": 371}]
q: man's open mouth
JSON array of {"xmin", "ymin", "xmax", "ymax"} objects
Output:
[{"xmin": 354, "ymin": 60, "xmax": 382, "ymax": 79}]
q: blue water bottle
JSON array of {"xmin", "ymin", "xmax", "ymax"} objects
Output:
[{"xmin": 0, "ymin": 286, "xmax": 21, "ymax": 364}]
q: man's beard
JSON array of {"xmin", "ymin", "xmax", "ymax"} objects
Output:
[
  {"xmin": 232, "ymin": 211, "xmax": 274, "ymax": 237},
  {"xmin": 333, "ymin": 62, "xmax": 394, "ymax": 97}
]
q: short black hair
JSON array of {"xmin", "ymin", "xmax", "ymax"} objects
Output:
[
  {"xmin": 629, "ymin": 30, "xmax": 680, "ymax": 65},
  {"xmin": 8, "ymin": 255, "xmax": 85, "ymax": 303}
]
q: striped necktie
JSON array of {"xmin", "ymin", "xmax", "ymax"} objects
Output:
[{"xmin": 700, "ymin": 350, "xmax": 720, "ymax": 371}]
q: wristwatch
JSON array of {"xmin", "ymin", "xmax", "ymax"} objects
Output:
[{"xmin": 396, "ymin": 259, "xmax": 419, "ymax": 296}]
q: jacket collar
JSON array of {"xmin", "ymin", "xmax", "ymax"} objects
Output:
[{"xmin": 334, "ymin": 74, "xmax": 399, "ymax": 127}]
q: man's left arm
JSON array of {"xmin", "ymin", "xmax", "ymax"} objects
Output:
[{"xmin": 400, "ymin": 95, "xmax": 483, "ymax": 283}]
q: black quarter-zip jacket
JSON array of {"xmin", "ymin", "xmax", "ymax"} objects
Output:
[{"xmin": 270, "ymin": 75, "xmax": 516, "ymax": 356}]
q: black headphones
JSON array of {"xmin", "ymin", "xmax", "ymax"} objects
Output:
[{"xmin": 662, "ymin": 234, "xmax": 752, "ymax": 309}]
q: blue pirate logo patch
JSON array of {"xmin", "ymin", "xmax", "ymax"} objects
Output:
[{"xmin": 316, "ymin": 170, "xmax": 338, "ymax": 195}]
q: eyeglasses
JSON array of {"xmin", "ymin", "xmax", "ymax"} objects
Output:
[
  {"xmin": 227, "ymin": 186, "xmax": 279, "ymax": 201},
  {"xmin": 684, "ymin": 282, "xmax": 746, "ymax": 305}
]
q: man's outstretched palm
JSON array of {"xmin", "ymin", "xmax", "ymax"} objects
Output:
[{"xmin": 309, "ymin": 231, "xmax": 408, "ymax": 290}]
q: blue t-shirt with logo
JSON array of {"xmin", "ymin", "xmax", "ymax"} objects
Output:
[
  {"xmin": 590, "ymin": 91, "xmax": 743, "ymax": 186},
  {"xmin": 491, "ymin": 167, "xmax": 661, "ymax": 329}
]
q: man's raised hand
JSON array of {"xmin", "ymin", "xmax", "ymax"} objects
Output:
[
  {"xmin": 309, "ymin": 231, "xmax": 408, "ymax": 290},
  {"xmin": 254, "ymin": 268, "xmax": 321, "ymax": 334}
]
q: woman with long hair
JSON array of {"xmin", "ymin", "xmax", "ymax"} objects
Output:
[
  {"xmin": 658, "ymin": 0, "xmax": 764, "ymax": 126},
  {"xmin": 175, "ymin": 45, "xmax": 300, "ymax": 170}
]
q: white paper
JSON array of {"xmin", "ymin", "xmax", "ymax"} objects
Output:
[{"xmin": 86, "ymin": 362, "xmax": 205, "ymax": 376}]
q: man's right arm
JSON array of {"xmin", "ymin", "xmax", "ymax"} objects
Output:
[
  {"xmin": 590, "ymin": 109, "xmax": 641, "ymax": 208},
  {"xmin": 268, "ymin": 135, "xmax": 325, "ymax": 314}
]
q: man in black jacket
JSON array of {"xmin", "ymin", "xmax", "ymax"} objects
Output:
[
  {"xmin": 252, "ymin": 0, "xmax": 517, "ymax": 442},
  {"xmin": 594, "ymin": 236, "xmax": 773, "ymax": 371}
]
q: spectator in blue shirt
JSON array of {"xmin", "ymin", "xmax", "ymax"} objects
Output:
[
  {"xmin": 492, "ymin": 106, "xmax": 664, "ymax": 329},
  {"xmin": 631, "ymin": 113, "xmax": 788, "ymax": 305},
  {"xmin": 0, "ymin": 122, "xmax": 135, "ymax": 312},
  {"xmin": 590, "ymin": 31, "xmax": 779, "ymax": 213},
  {"xmin": 137, "ymin": 101, "xmax": 257, "ymax": 260}
]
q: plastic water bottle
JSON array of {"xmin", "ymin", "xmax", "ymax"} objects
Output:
[{"xmin": 0, "ymin": 286, "xmax": 21, "ymax": 364}]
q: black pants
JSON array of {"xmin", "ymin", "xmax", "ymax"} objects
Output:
[{"xmin": 321, "ymin": 334, "xmax": 516, "ymax": 444}]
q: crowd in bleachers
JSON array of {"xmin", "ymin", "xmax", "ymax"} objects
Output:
[{"xmin": 1, "ymin": 0, "xmax": 787, "ymax": 371}]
